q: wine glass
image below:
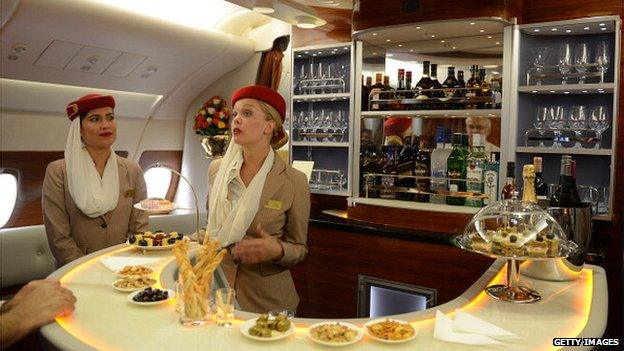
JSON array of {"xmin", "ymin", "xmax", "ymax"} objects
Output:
[
  {"xmin": 534, "ymin": 106, "xmax": 549, "ymax": 147},
  {"xmin": 574, "ymin": 43, "xmax": 589, "ymax": 84},
  {"xmin": 558, "ymin": 44, "xmax": 572, "ymax": 85},
  {"xmin": 547, "ymin": 106, "xmax": 566, "ymax": 148},
  {"xmin": 529, "ymin": 47, "xmax": 552, "ymax": 85},
  {"xmin": 595, "ymin": 41, "xmax": 610, "ymax": 83},
  {"xmin": 588, "ymin": 106, "xmax": 610, "ymax": 149},
  {"xmin": 568, "ymin": 106, "xmax": 587, "ymax": 149}
]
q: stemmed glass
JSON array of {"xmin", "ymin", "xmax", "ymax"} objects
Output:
[
  {"xmin": 534, "ymin": 106, "xmax": 549, "ymax": 147},
  {"xmin": 529, "ymin": 47, "xmax": 552, "ymax": 85},
  {"xmin": 595, "ymin": 41, "xmax": 610, "ymax": 83},
  {"xmin": 547, "ymin": 106, "xmax": 566, "ymax": 148},
  {"xmin": 574, "ymin": 43, "xmax": 589, "ymax": 84},
  {"xmin": 568, "ymin": 106, "xmax": 587, "ymax": 149},
  {"xmin": 558, "ymin": 44, "xmax": 572, "ymax": 85},
  {"xmin": 588, "ymin": 106, "xmax": 610, "ymax": 149}
]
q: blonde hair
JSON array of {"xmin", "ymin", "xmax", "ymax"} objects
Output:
[{"xmin": 258, "ymin": 101, "xmax": 288, "ymax": 149}]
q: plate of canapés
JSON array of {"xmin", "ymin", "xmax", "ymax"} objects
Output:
[
  {"xmin": 127, "ymin": 231, "xmax": 186, "ymax": 251},
  {"xmin": 112, "ymin": 276, "xmax": 157, "ymax": 292},
  {"xmin": 364, "ymin": 318, "xmax": 417, "ymax": 344},
  {"xmin": 134, "ymin": 198, "xmax": 177, "ymax": 215},
  {"xmin": 467, "ymin": 228, "xmax": 563, "ymax": 259},
  {"xmin": 307, "ymin": 322, "xmax": 363, "ymax": 347},
  {"xmin": 240, "ymin": 313, "xmax": 295, "ymax": 341},
  {"xmin": 127, "ymin": 287, "xmax": 173, "ymax": 306},
  {"xmin": 115, "ymin": 265, "xmax": 154, "ymax": 278}
]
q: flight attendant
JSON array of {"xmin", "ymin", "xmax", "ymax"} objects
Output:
[
  {"xmin": 42, "ymin": 94, "xmax": 149, "ymax": 266},
  {"xmin": 207, "ymin": 85, "xmax": 310, "ymax": 313}
]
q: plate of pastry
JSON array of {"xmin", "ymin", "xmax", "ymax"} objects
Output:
[
  {"xmin": 364, "ymin": 318, "xmax": 417, "ymax": 344},
  {"xmin": 115, "ymin": 265, "xmax": 154, "ymax": 278},
  {"xmin": 240, "ymin": 314, "xmax": 295, "ymax": 342},
  {"xmin": 127, "ymin": 287, "xmax": 173, "ymax": 306},
  {"xmin": 112, "ymin": 276, "xmax": 157, "ymax": 292},
  {"xmin": 127, "ymin": 231, "xmax": 186, "ymax": 251},
  {"xmin": 308, "ymin": 322, "xmax": 363, "ymax": 347},
  {"xmin": 134, "ymin": 198, "xmax": 177, "ymax": 215}
]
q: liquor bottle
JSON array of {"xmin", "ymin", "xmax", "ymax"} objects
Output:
[
  {"xmin": 442, "ymin": 67, "xmax": 460, "ymax": 108},
  {"xmin": 361, "ymin": 76, "xmax": 372, "ymax": 112},
  {"xmin": 457, "ymin": 70, "xmax": 466, "ymax": 88},
  {"xmin": 461, "ymin": 134, "xmax": 470, "ymax": 158},
  {"xmin": 430, "ymin": 63, "xmax": 444, "ymax": 98},
  {"xmin": 380, "ymin": 146, "xmax": 399, "ymax": 199},
  {"xmin": 483, "ymin": 153, "xmax": 500, "ymax": 205},
  {"xmin": 501, "ymin": 161, "xmax": 517, "ymax": 200},
  {"xmin": 533, "ymin": 157, "xmax": 548, "ymax": 206},
  {"xmin": 415, "ymin": 61, "xmax": 433, "ymax": 105},
  {"xmin": 405, "ymin": 71, "xmax": 413, "ymax": 97},
  {"xmin": 522, "ymin": 164, "xmax": 538, "ymax": 203},
  {"xmin": 446, "ymin": 133, "xmax": 467, "ymax": 206},
  {"xmin": 362, "ymin": 144, "xmax": 381, "ymax": 198},
  {"xmin": 550, "ymin": 156, "xmax": 581, "ymax": 207},
  {"xmin": 465, "ymin": 134, "xmax": 488, "ymax": 207},
  {"xmin": 465, "ymin": 65, "xmax": 480, "ymax": 109},
  {"xmin": 414, "ymin": 135, "xmax": 432, "ymax": 202},
  {"xmin": 370, "ymin": 73, "xmax": 384, "ymax": 110},
  {"xmin": 397, "ymin": 135, "xmax": 415, "ymax": 201},
  {"xmin": 479, "ymin": 69, "xmax": 492, "ymax": 108},
  {"xmin": 430, "ymin": 127, "xmax": 452, "ymax": 204},
  {"xmin": 381, "ymin": 75, "xmax": 393, "ymax": 111},
  {"xmin": 394, "ymin": 69, "xmax": 407, "ymax": 110}
]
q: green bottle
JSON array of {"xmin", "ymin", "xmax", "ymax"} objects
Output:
[
  {"xmin": 446, "ymin": 133, "xmax": 467, "ymax": 206},
  {"xmin": 465, "ymin": 134, "xmax": 488, "ymax": 207}
]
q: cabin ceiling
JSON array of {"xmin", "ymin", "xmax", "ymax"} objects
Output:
[{"xmin": 0, "ymin": 0, "xmax": 269, "ymax": 120}]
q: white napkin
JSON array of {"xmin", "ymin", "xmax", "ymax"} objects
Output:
[
  {"xmin": 100, "ymin": 257, "xmax": 164, "ymax": 272},
  {"xmin": 453, "ymin": 310, "xmax": 519, "ymax": 339},
  {"xmin": 434, "ymin": 310, "xmax": 506, "ymax": 345}
]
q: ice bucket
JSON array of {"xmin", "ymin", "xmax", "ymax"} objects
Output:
[{"xmin": 521, "ymin": 205, "xmax": 592, "ymax": 281}]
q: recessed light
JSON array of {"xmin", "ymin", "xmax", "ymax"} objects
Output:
[
  {"xmin": 479, "ymin": 29, "xmax": 485, "ymax": 33},
  {"xmin": 343, "ymin": 47, "xmax": 348, "ymax": 50},
  {"xmin": 372, "ymin": 33, "xmax": 377, "ymax": 36},
  {"xmin": 409, "ymin": 49, "xmax": 414, "ymax": 52},
  {"xmin": 549, "ymin": 90, "xmax": 555, "ymax": 93},
  {"xmin": 599, "ymin": 23, "xmax": 606, "ymax": 26},
  {"xmin": 304, "ymin": 51, "xmax": 309, "ymax": 54},
  {"xmin": 318, "ymin": 51, "xmax": 322, "ymax": 54},
  {"xmin": 452, "ymin": 46, "xmax": 457, "ymax": 50},
  {"xmin": 565, "ymin": 29, "xmax": 572, "ymax": 33},
  {"xmin": 440, "ymin": 40, "xmax": 445, "ymax": 43},
  {"xmin": 295, "ymin": 15, "xmax": 318, "ymax": 29},
  {"xmin": 11, "ymin": 44, "xmax": 27, "ymax": 54},
  {"xmin": 551, "ymin": 28, "xmax": 558, "ymax": 31},
  {"xmin": 601, "ymin": 28, "xmax": 607, "ymax": 31},
  {"xmin": 564, "ymin": 91, "xmax": 570, "ymax": 94},
  {"xmin": 470, "ymin": 22, "xmax": 476, "ymax": 25},
  {"xmin": 495, "ymin": 42, "xmax": 500, "ymax": 45},
  {"xmin": 534, "ymin": 29, "xmax": 540, "ymax": 32},
  {"xmin": 431, "ymin": 34, "xmax": 436, "ymax": 38},
  {"xmin": 531, "ymin": 90, "xmax": 538, "ymax": 93},
  {"xmin": 416, "ymin": 26, "xmax": 421, "ymax": 29},
  {"xmin": 372, "ymin": 52, "xmax": 377, "ymax": 55},
  {"xmin": 398, "ymin": 44, "xmax": 403, "ymax": 47},
  {"xmin": 386, "ymin": 39, "xmax": 391, "ymax": 42},
  {"xmin": 583, "ymin": 27, "xmax": 590, "ymax": 30},
  {"xmin": 582, "ymin": 90, "xmax": 588, "ymax": 93}
]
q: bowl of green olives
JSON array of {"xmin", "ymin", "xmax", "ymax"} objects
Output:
[{"xmin": 240, "ymin": 313, "xmax": 294, "ymax": 341}]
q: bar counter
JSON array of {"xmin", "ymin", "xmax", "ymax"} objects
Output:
[{"xmin": 40, "ymin": 242, "xmax": 608, "ymax": 351}]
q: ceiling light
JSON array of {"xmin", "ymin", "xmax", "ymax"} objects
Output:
[
  {"xmin": 452, "ymin": 46, "xmax": 457, "ymax": 49},
  {"xmin": 582, "ymin": 90, "xmax": 588, "ymax": 93},
  {"xmin": 440, "ymin": 40, "xmax": 445, "ymax": 43},
  {"xmin": 565, "ymin": 29, "xmax": 572, "ymax": 33},
  {"xmin": 495, "ymin": 42, "xmax": 500, "ymax": 45},
  {"xmin": 318, "ymin": 51, "xmax": 322, "ymax": 54},
  {"xmin": 252, "ymin": 0, "xmax": 274, "ymax": 14},
  {"xmin": 549, "ymin": 90, "xmax": 555, "ymax": 93},
  {"xmin": 86, "ymin": 56, "xmax": 100, "ymax": 64},
  {"xmin": 551, "ymin": 28, "xmax": 558, "ymax": 31},
  {"xmin": 487, "ymin": 36, "xmax": 492, "ymax": 39},
  {"xmin": 431, "ymin": 34, "xmax": 435, "ymax": 38},
  {"xmin": 600, "ymin": 28, "xmax": 607, "ymax": 31},
  {"xmin": 295, "ymin": 16, "xmax": 319, "ymax": 29},
  {"xmin": 564, "ymin": 91, "xmax": 570, "ymax": 94},
  {"xmin": 534, "ymin": 29, "xmax": 540, "ymax": 32},
  {"xmin": 372, "ymin": 33, "xmax": 377, "ymax": 36},
  {"xmin": 531, "ymin": 90, "xmax": 538, "ymax": 93},
  {"xmin": 599, "ymin": 23, "xmax": 606, "ymax": 26},
  {"xmin": 11, "ymin": 44, "xmax": 27, "ymax": 54},
  {"xmin": 343, "ymin": 47, "xmax": 348, "ymax": 50},
  {"xmin": 470, "ymin": 22, "xmax": 475, "ymax": 25},
  {"xmin": 410, "ymin": 49, "xmax": 414, "ymax": 52},
  {"xmin": 416, "ymin": 26, "xmax": 421, "ymax": 29},
  {"xmin": 386, "ymin": 39, "xmax": 391, "ymax": 42},
  {"xmin": 398, "ymin": 44, "xmax": 403, "ymax": 47},
  {"xmin": 372, "ymin": 52, "xmax": 377, "ymax": 55},
  {"xmin": 479, "ymin": 29, "xmax": 484, "ymax": 33},
  {"xmin": 583, "ymin": 26, "xmax": 590, "ymax": 30}
]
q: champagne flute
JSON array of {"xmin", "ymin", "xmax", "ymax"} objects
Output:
[
  {"xmin": 595, "ymin": 41, "xmax": 610, "ymax": 83},
  {"xmin": 588, "ymin": 106, "xmax": 610, "ymax": 149},
  {"xmin": 558, "ymin": 44, "xmax": 572, "ymax": 85},
  {"xmin": 568, "ymin": 106, "xmax": 587, "ymax": 149},
  {"xmin": 574, "ymin": 43, "xmax": 589, "ymax": 84},
  {"xmin": 547, "ymin": 106, "xmax": 566, "ymax": 148},
  {"xmin": 534, "ymin": 106, "xmax": 548, "ymax": 147}
]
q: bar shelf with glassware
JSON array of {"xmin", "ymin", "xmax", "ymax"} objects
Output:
[
  {"xmin": 292, "ymin": 93, "xmax": 350, "ymax": 102},
  {"xmin": 518, "ymin": 83, "xmax": 614, "ymax": 93},
  {"xmin": 360, "ymin": 109, "xmax": 501, "ymax": 119},
  {"xmin": 516, "ymin": 146, "xmax": 612, "ymax": 156},
  {"xmin": 523, "ymin": 127, "xmax": 607, "ymax": 149},
  {"xmin": 366, "ymin": 86, "xmax": 501, "ymax": 111},
  {"xmin": 525, "ymin": 63, "xmax": 605, "ymax": 85}
]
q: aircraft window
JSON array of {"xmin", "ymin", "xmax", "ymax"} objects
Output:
[
  {"xmin": 144, "ymin": 167, "xmax": 172, "ymax": 199},
  {"xmin": 0, "ymin": 173, "xmax": 18, "ymax": 228}
]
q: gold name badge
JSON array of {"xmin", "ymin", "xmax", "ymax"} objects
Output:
[
  {"xmin": 264, "ymin": 200, "xmax": 282, "ymax": 210},
  {"xmin": 124, "ymin": 189, "xmax": 136, "ymax": 198}
]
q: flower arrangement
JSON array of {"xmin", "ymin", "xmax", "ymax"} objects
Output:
[{"xmin": 193, "ymin": 96, "xmax": 230, "ymax": 136}]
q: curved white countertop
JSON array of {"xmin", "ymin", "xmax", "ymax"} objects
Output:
[{"xmin": 41, "ymin": 243, "xmax": 608, "ymax": 351}]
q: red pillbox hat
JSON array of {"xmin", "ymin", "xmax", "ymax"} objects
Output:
[
  {"xmin": 384, "ymin": 117, "xmax": 412, "ymax": 136},
  {"xmin": 231, "ymin": 85, "xmax": 285, "ymax": 122},
  {"xmin": 66, "ymin": 94, "xmax": 116, "ymax": 121}
]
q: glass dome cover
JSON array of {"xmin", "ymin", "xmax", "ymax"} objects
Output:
[{"xmin": 455, "ymin": 198, "xmax": 577, "ymax": 259}]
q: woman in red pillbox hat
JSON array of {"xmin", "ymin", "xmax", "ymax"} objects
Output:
[
  {"xmin": 206, "ymin": 85, "xmax": 310, "ymax": 313},
  {"xmin": 42, "ymin": 94, "xmax": 148, "ymax": 266}
]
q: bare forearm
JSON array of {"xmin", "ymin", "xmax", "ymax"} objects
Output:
[{"xmin": 1, "ymin": 311, "xmax": 32, "ymax": 350}]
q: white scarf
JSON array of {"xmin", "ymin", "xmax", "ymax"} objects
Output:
[
  {"xmin": 64, "ymin": 118, "xmax": 119, "ymax": 218},
  {"xmin": 207, "ymin": 143, "xmax": 274, "ymax": 247}
]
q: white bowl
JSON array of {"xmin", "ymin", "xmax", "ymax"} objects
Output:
[
  {"xmin": 127, "ymin": 289, "xmax": 173, "ymax": 306},
  {"xmin": 363, "ymin": 318, "xmax": 417, "ymax": 344},
  {"xmin": 133, "ymin": 202, "xmax": 177, "ymax": 215},
  {"xmin": 115, "ymin": 266, "xmax": 154, "ymax": 278},
  {"xmin": 112, "ymin": 277, "xmax": 157, "ymax": 292},
  {"xmin": 307, "ymin": 321, "xmax": 363, "ymax": 347},
  {"xmin": 240, "ymin": 317, "xmax": 295, "ymax": 342}
]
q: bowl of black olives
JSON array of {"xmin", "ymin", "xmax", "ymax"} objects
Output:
[{"xmin": 127, "ymin": 287, "xmax": 173, "ymax": 306}]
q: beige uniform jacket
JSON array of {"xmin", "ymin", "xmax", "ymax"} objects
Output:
[
  {"xmin": 208, "ymin": 155, "xmax": 310, "ymax": 313},
  {"xmin": 42, "ymin": 157, "xmax": 149, "ymax": 267}
]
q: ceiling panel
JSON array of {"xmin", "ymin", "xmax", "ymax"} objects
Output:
[
  {"xmin": 103, "ymin": 53, "xmax": 147, "ymax": 78},
  {"xmin": 34, "ymin": 40, "xmax": 82, "ymax": 69},
  {"xmin": 65, "ymin": 45, "xmax": 122, "ymax": 74}
]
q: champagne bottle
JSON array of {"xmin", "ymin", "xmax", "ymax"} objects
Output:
[
  {"xmin": 415, "ymin": 61, "xmax": 433, "ymax": 105},
  {"xmin": 361, "ymin": 76, "xmax": 372, "ymax": 112},
  {"xmin": 522, "ymin": 164, "xmax": 538, "ymax": 203},
  {"xmin": 442, "ymin": 67, "xmax": 460, "ymax": 109},
  {"xmin": 550, "ymin": 155, "xmax": 581, "ymax": 207},
  {"xmin": 370, "ymin": 73, "xmax": 384, "ymax": 110},
  {"xmin": 430, "ymin": 63, "xmax": 444, "ymax": 98},
  {"xmin": 533, "ymin": 157, "xmax": 548, "ymax": 206}
]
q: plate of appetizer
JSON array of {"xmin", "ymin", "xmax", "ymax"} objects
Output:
[
  {"xmin": 240, "ymin": 314, "xmax": 295, "ymax": 342},
  {"xmin": 127, "ymin": 287, "xmax": 173, "ymax": 306},
  {"xmin": 134, "ymin": 198, "xmax": 177, "ymax": 215},
  {"xmin": 112, "ymin": 276, "xmax": 157, "ymax": 292},
  {"xmin": 308, "ymin": 322, "xmax": 363, "ymax": 347},
  {"xmin": 126, "ymin": 231, "xmax": 186, "ymax": 251},
  {"xmin": 364, "ymin": 318, "xmax": 417, "ymax": 344},
  {"xmin": 115, "ymin": 265, "xmax": 154, "ymax": 278}
]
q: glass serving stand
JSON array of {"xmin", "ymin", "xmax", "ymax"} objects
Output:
[{"xmin": 452, "ymin": 196, "xmax": 578, "ymax": 303}]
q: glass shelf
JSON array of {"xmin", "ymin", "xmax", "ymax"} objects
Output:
[
  {"xmin": 515, "ymin": 146, "xmax": 613, "ymax": 156},
  {"xmin": 291, "ymin": 142, "xmax": 349, "ymax": 147},
  {"xmin": 293, "ymin": 93, "xmax": 351, "ymax": 102},
  {"xmin": 518, "ymin": 83, "xmax": 614, "ymax": 93},
  {"xmin": 361, "ymin": 109, "xmax": 501, "ymax": 119}
]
